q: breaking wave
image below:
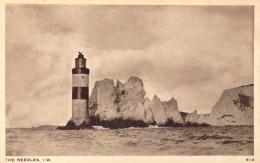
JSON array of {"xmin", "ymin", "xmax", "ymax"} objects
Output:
[{"xmin": 92, "ymin": 126, "xmax": 108, "ymax": 130}]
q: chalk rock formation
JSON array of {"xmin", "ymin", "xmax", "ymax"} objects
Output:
[
  {"xmin": 89, "ymin": 76, "xmax": 183, "ymax": 124},
  {"xmin": 89, "ymin": 78, "xmax": 119, "ymax": 119},
  {"xmin": 146, "ymin": 96, "xmax": 183, "ymax": 124},
  {"xmin": 185, "ymin": 110, "xmax": 210, "ymax": 124},
  {"xmin": 209, "ymin": 84, "xmax": 254, "ymax": 126},
  {"xmin": 185, "ymin": 110, "xmax": 199, "ymax": 124},
  {"xmin": 89, "ymin": 77, "xmax": 254, "ymax": 126},
  {"xmin": 163, "ymin": 98, "xmax": 183, "ymax": 122},
  {"xmin": 197, "ymin": 114, "xmax": 210, "ymax": 124}
]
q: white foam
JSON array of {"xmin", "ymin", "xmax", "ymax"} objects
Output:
[
  {"xmin": 127, "ymin": 127, "xmax": 143, "ymax": 129},
  {"xmin": 92, "ymin": 126, "xmax": 108, "ymax": 130},
  {"xmin": 148, "ymin": 125, "xmax": 160, "ymax": 128}
]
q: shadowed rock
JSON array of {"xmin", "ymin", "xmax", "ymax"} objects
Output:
[{"xmin": 57, "ymin": 120, "xmax": 94, "ymax": 130}]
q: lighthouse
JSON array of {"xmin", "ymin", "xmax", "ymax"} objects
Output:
[{"xmin": 72, "ymin": 52, "xmax": 90, "ymax": 126}]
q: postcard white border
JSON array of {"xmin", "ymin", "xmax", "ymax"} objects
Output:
[{"xmin": 0, "ymin": 0, "xmax": 259, "ymax": 162}]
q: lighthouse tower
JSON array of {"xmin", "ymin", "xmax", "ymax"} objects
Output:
[{"xmin": 72, "ymin": 52, "xmax": 90, "ymax": 126}]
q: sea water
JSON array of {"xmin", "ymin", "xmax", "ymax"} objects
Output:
[{"xmin": 6, "ymin": 126, "xmax": 253, "ymax": 156}]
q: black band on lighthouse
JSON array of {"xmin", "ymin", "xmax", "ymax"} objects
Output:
[
  {"xmin": 72, "ymin": 68, "xmax": 90, "ymax": 74},
  {"xmin": 72, "ymin": 87, "xmax": 89, "ymax": 99}
]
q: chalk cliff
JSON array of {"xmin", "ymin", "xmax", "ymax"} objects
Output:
[
  {"xmin": 184, "ymin": 85, "xmax": 254, "ymax": 126},
  {"xmin": 208, "ymin": 84, "xmax": 254, "ymax": 126},
  {"xmin": 89, "ymin": 76, "xmax": 184, "ymax": 125},
  {"xmin": 88, "ymin": 76, "xmax": 254, "ymax": 126}
]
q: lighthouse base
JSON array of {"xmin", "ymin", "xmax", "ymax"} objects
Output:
[
  {"xmin": 72, "ymin": 118, "xmax": 90, "ymax": 126},
  {"xmin": 57, "ymin": 119, "xmax": 94, "ymax": 130},
  {"xmin": 72, "ymin": 99, "xmax": 90, "ymax": 126}
]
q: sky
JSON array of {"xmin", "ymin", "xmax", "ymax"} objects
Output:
[{"xmin": 5, "ymin": 5, "xmax": 254, "ymax": 128}]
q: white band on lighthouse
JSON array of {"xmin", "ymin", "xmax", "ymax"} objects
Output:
[
  {"xmin": 72, "ymin": 74, "xmax": 89, "ymax": 87},
  {"xmin": 72, "ymin": 99, "xmax": 87, "ymax": 125}
]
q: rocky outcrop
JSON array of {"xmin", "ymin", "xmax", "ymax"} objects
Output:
[
  {"xmin": 197, "ymin": 114, "xmax": 210, "ymax": 124},
  {"xmin": 89, "ymin": 77, "xmax": 254, "ymax": 127},
  {"xmin": 147, "ymin": 95, "xmax": 183, "ymax": 124},
  {"xmin": 208, "ymin": 84, "xmax": 254, "ymax": 126},
  {"xmin": 89, "ymin": 78, "xmax": 119, "ymax": 120},
  {"xmin": 89, "ymin": 76, "xmax": 184, "ymax": 125},
  {"xmin": 57, "ymin": 119, "xmax": 94, "ymax": 130},
  {"xmin": 185, "ymin": 110, "xmax": 210, "ymax": 124}
]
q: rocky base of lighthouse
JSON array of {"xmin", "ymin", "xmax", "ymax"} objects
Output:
[{"xmin": 57, "ymin": 119, "xmax": 94, "ymax": 130}]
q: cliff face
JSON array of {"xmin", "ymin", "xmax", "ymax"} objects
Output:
[
  {"xmin": 89, "ymin": 76, "xmax": 254, "ymax": 126},
  {"xmin": 208, "ymin": 85, "xmax": 254, "ymax": 126},
  {"xmin": 184, "ymin": 85, "xmax": 254, "ymax": 126},
  {"xmin": 89, "ymin": 76, "xmax": 183, "ymax": 125}
]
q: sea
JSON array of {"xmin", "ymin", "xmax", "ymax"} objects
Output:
[{"xmin": 6, "ymin": 125, "xmax": 253, "ymax": 156}]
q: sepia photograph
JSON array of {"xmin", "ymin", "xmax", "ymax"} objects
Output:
[{"xmin": 3, "ymin": 2, "xmax": 258, "ymax": 160}]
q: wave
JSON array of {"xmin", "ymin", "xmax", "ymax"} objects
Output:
[
  {"xmin": 92, "ymin": 126, "xmax": 109, "ymax": 130},
  {"xmin": 148, "ymin": 125, "xmax": 160, "ymax": 128},
  {"xmin": 222, "ymin": 140, "xmax": 243, "ymax": 145},
  {"xmin": 196, "ymin": 134, "xmax": 232, "ymax": 140},
  {"xmin": 93, "ymin": 125, "xmax": 162, "ymax": 130},
  {"xmin": 126, "ymin": 127, "xmax": 143, "ymax": 130}
]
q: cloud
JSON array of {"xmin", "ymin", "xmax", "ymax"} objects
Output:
[{"xmin": 6, "ymin": 5, "xmax": 159, "ymax": 51}]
